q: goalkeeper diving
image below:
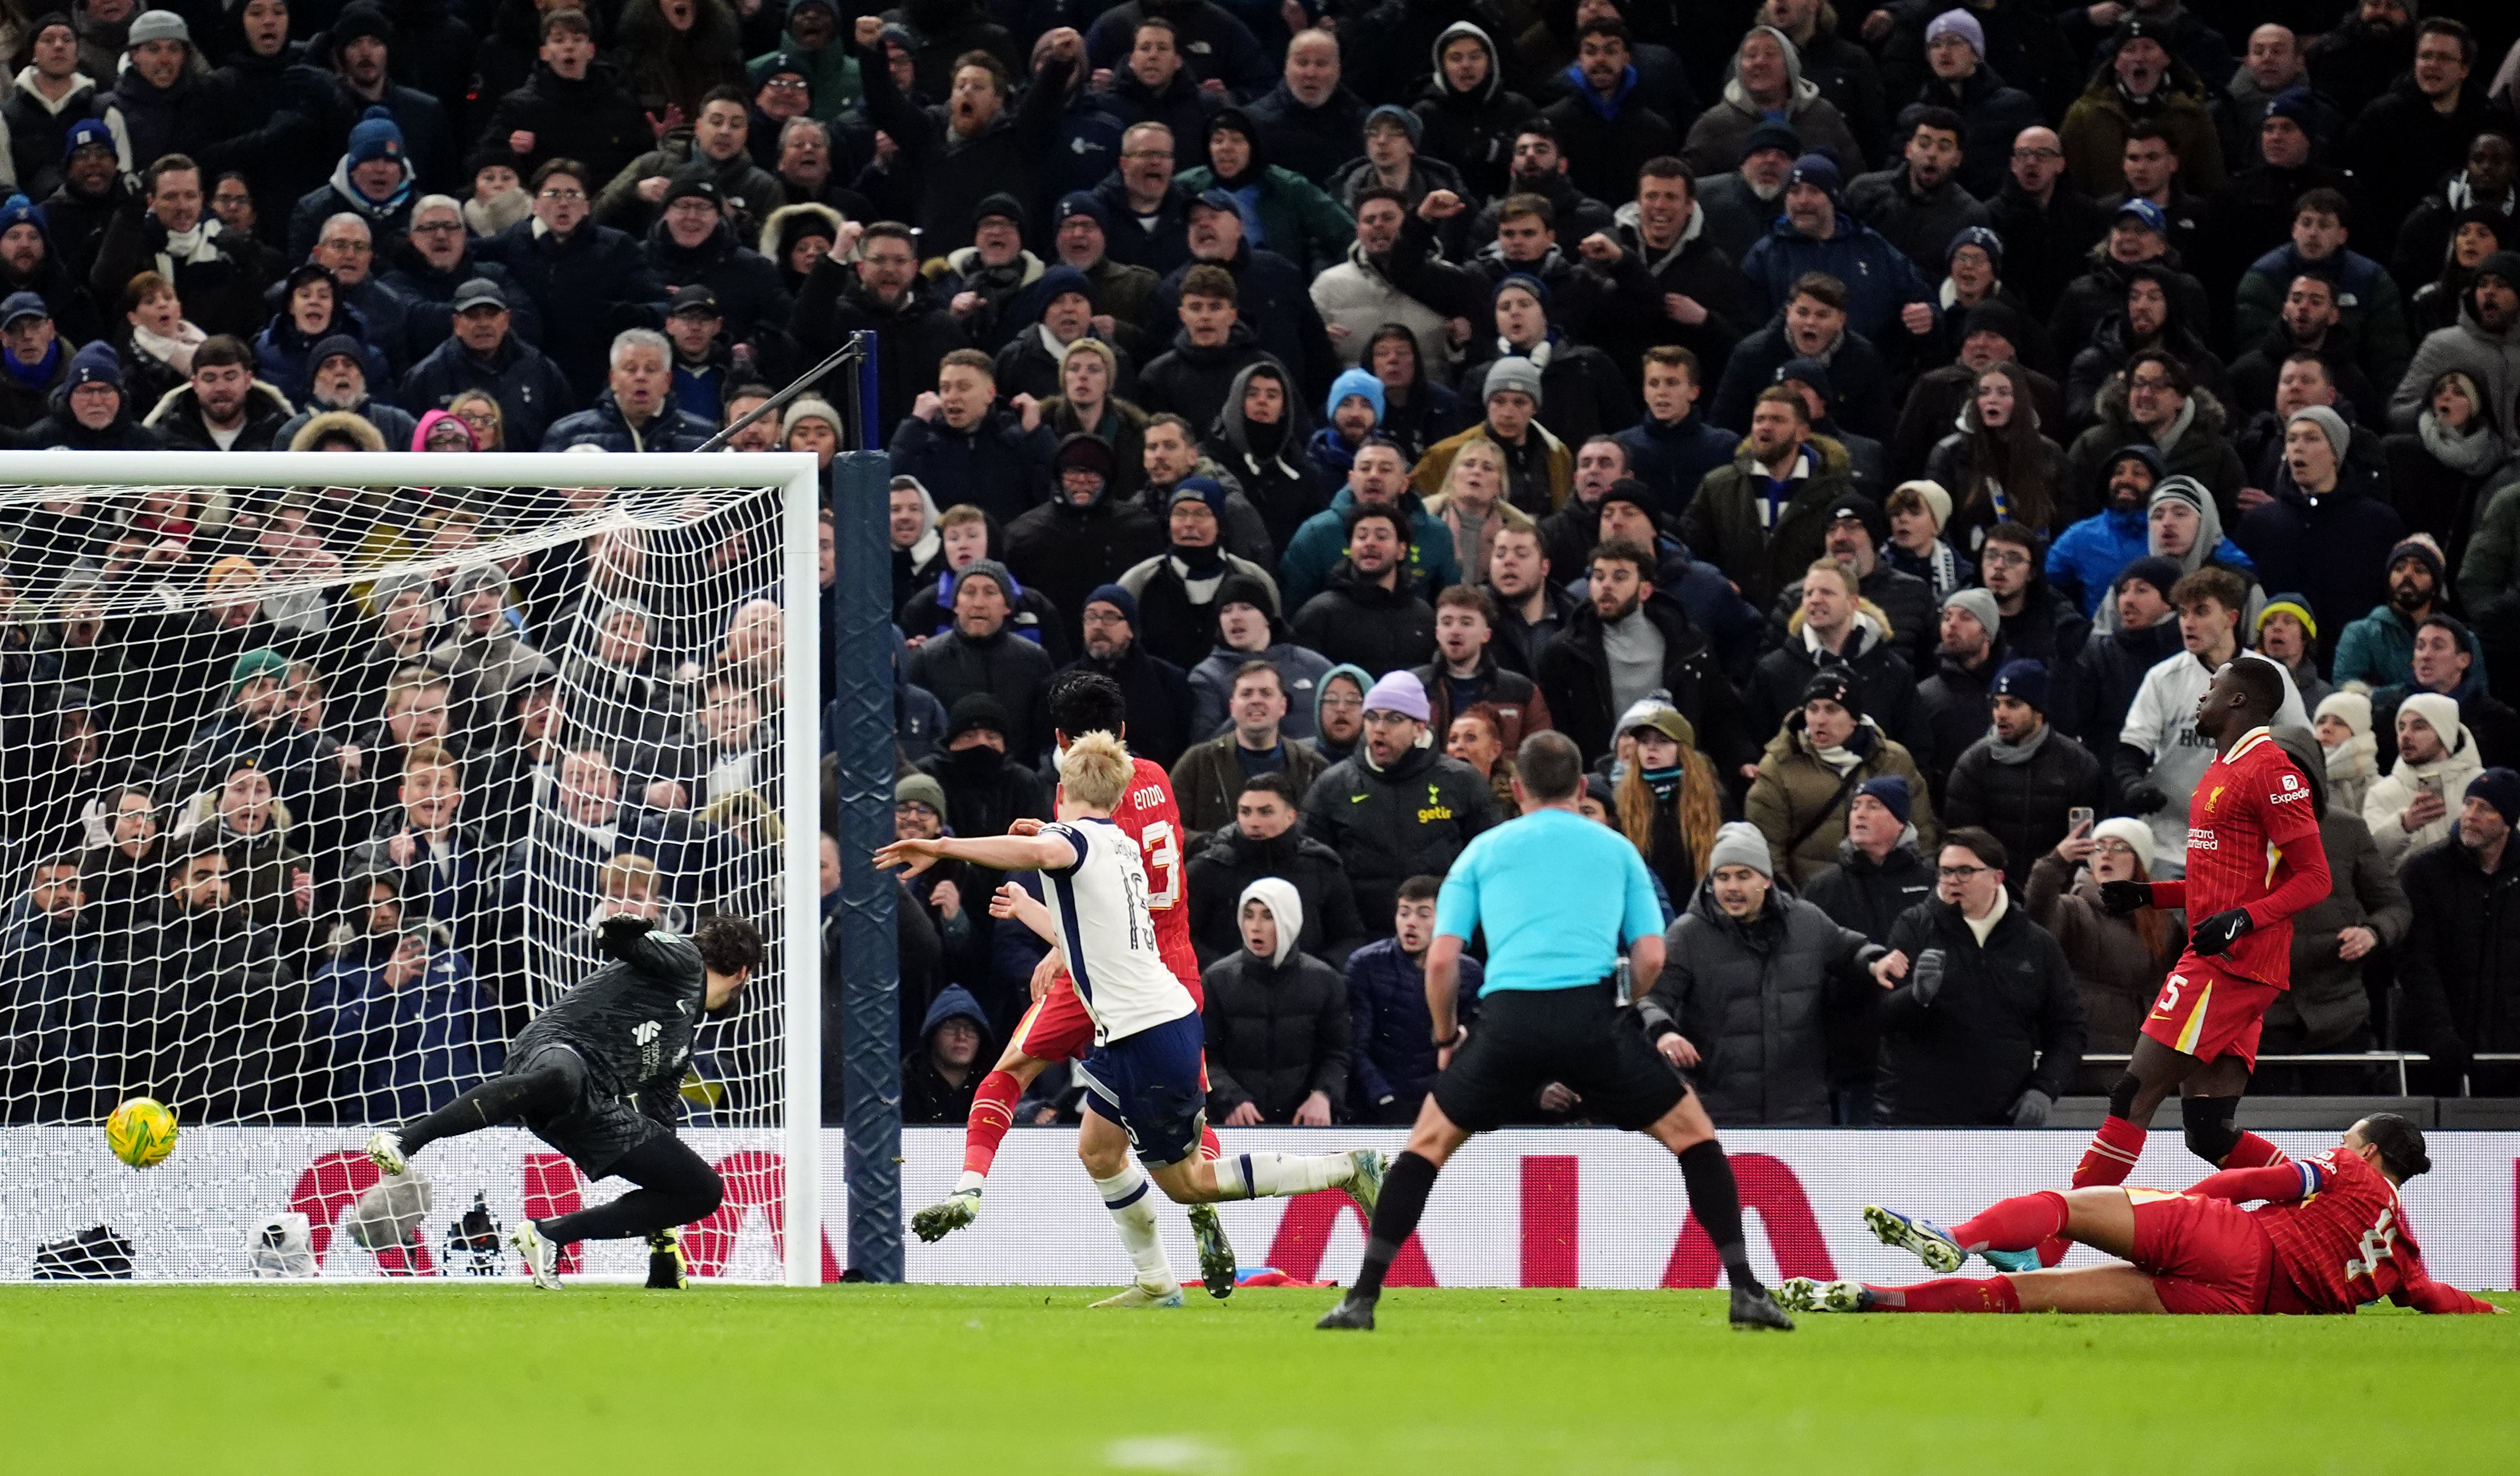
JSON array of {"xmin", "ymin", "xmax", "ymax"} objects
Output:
[{"xmin": 365, "ymin": 912, "xmax": 766, "ymax": 1288}]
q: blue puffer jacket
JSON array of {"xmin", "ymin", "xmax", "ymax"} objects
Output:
[
  {"xmin": 540, "ymin": 390, "xmax": 714, "ymax": 451},
  {"xmin": 1343, "ymin": 936, "xmax": 1483, "ymax": 1121},
  {"xmin": 2045, "ymin": 504, "xmax": 2258, "ymax": 617},
  {"xmin": 1738, "ymin": 211, "xmax": 1936, "ymax": 345}
]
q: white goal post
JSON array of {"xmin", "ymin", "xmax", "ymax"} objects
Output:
[{"xmin": 0, "ymin": 450, "xmax": 825, "ymax": 1286}]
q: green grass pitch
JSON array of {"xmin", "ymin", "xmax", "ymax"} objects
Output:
[{"xmin": 4, "ymin": 1285, "xmax": 2512, "ymax": 1473}]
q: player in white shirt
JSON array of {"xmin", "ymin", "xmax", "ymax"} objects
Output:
[
  {"xmin": 2116, "ymin": 570, "xmax": 2308, "ymax": 876},
  {"xmin": 877, "ymin": 732, "xmax": 1386, "ymax": 1307}
]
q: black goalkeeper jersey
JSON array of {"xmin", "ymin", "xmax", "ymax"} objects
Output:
[{"xmin": 513, "ymin": 917, "xmax": 707, "ymax": 1102}]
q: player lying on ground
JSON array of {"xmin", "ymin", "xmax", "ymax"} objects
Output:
[
  {"xmin": 909, "ymin": 673, "xmax": 1238, "ymax": 1298},
  {"xmin": 1319, "ymin": 734, "xmax": 1826, "ymax": 1333},
  {"xmin": 877, "ymin": 730, "xmax": 1386, "ymax": 1309},
  {"xmin": 2016, "ymin": 655, "xmax": 2330, "ymax": 1274},
  {"xmin": 1777, "ymin": 1114, "xmax": 2499, "ymax": 1315},
  {"xmin": 366, "ymin": 914, "xmax": 766, "ymax": 1289}
]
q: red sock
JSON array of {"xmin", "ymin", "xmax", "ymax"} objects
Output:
[
  {"xmin": 1950, "ymin": 1191, "xmax": 2069, "ymax": 1254},
  {"xmin": 2223, "ymin": 1131, "xmax": 2288, "ymax": 1170},
  {"xmin": 1198, "ymin": 1123, "xmax": 1222, "ymax": 1162},
  {"xmin": 1867, "ymin": 1276, "xmax": 2023, "ymax": 1313},
  {"xmin": 959, "ymin": 1070, "xmax": 1023, "ymax": 1178},
  {"xmin": 2074, "ymin": 1115, "xmax": 2147, "ymax": 1189}
]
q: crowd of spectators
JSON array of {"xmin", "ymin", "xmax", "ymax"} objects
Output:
[{"xmin": 3, "ymin": 0, "xmax": 2520, "ymax": 1129}]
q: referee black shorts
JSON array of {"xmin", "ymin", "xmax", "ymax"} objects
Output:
[{"xmin": 1432, "ymin": 982, "xmax": 1685, "ymax": 1133}]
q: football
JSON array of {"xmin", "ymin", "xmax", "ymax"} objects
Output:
[{"xmin": 104, "ymin": 1098, "xmax": 178, "ymax": 1169}]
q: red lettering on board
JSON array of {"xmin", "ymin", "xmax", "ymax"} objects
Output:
[
  {"xmin": 522, "ymin": 1153, "xmax": 587, "ymax": 1276},
  {"xmin": 1266, "ymin": 1189, "xmax": 1435, "ymax": 1286},
  {"xmin": 288, "ymin": 1150, "xmax": 435, "ymax": 1275},
  {"xmin": 682, "ymin": 1150, "xmax": 843, "ymax": 1282},
  {"xmin": 1521, "ymin": 1155, "xmax": 1579, "ymax": 1288},
  {"xmin": 1659, "ymin": 1153, "xmax": 1835, "ymax": 1288}
]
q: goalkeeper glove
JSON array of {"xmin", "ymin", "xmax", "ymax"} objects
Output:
[
  {"xmin": 2191, "ymin": 908, "xmax": 2255, "ymax": 956},
  {"xmin": 2098, "ymin": 880, "xmax": 2154, "ymax": 916}
]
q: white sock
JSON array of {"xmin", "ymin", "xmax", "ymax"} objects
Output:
[
  {"xmin": 952, "ymin": 1170, "xmax": 985, "ymax": 1196},
  {"xmin": 1209, "ymin": 1150, "xmax": 1354, "ymax": 1200},
  {"xmin": 1094, "ymin": 1166, "xmax": 1174, "ymax": 1287}
]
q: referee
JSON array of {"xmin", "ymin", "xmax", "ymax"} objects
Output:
[{"xmin": 1318, "ymin": 731, "xmax": 1796, "ymax": 1331}]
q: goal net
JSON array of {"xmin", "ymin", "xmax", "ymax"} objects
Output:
[{"xmin": 0, "ymin": 450, "xmax": 824, "ymax": 1283}]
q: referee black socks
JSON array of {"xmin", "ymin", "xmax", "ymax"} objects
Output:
[
  {"xmin": 1677, "ymin": 1140, "xmax": 1762, "ymax": 1292},
  {"xmin": 1346, "ymin": 1145, "xmax": 1757, "ymax": 1299},
  {"xmin": 1348, "ymin": 1150, "xmax": 1440, "ymax": 1301}
]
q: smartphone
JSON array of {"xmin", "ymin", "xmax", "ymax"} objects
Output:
[
  {"xmin": 2419, "ymin": 774, "xmax": 2443, "ymax": 797},
  {"xmin": 2069, "ymin": 806, "xmax": 2095, "ymax": 833}
]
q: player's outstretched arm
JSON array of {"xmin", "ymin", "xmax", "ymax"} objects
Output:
[
  {"xmin": 596, "ymin": 913, "xmax": 656, "ymax": 952},
  {"xmin": 2396, "ymin": 1268, "xmax": 2503, "ymax": 1315},
  {"xmin": 990, "ymin": 883, "xmax": 1059, "ymax": 944},
  {"xmin": 596, "ymin": 913, "xmax": 689, "ymax": 972},
  {"xmin": 2182, "ymin": 1162, "xmax": 2312, "ymax": 1205},
  {"xmin": 875, "ymin": 830, "xmax": 1080, "ymax": 877},
  {"xmin": 2394, "ymin": 1240, "xmax": 2504, "ymax": 1314}
]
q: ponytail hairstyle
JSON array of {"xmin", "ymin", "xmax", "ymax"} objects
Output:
[{"xmin": 2357, "ymin": 1113, "xmax": 2431, "ymax": 1182}]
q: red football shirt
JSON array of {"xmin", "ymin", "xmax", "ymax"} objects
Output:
[
  {"xmin": 2248, "ymin": 1149, "xmax": 2483, "ymax": 1314},
  {"xmin": 1107, "ymin": 756, "xmax": 1200, "ymax": 995},
  {"xmin": 2158, "ymin": 728, "xmax": 2329, "ymax": 988}
]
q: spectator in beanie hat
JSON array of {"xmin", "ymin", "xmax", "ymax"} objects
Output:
[
  {"xmin": 2396, "ymin": 764, "xmax": 2520, "ymax": 1094},
  {"xmin": 1943, "ymin": 656, "xmax": 2105, "ymax": 871},
  {"xmin": 1911, "ymin": 12, "xmax": 2046, "ymax": 199},
  {"xmin": 1738, "ymin": 149, "xmax": 1938, "ymax": 348},
  {"xmin": 1298, "ymin": 667, "xmax": 1499, "ymax": 931},
  {"xmin": 1746, "ymin": 664, "xmax": 1937, "ymax": 886},
  {"xmin": 2252, "ymin": 592, "xmax": 2330, "ymax": 712},
  {"xmin": 907, "ymin": 559, "xmax": 1058, "ymax": 757},
  {"xmin": 2334, "ymin": 534, "xmax": 2449, "ymax": 694},
  {"xmin": 28, "ymin": 339, "xmax": 163, "ymax": 449},
  {"xmin": 1003, "ymin": 430, "xmax": 1164, "ymax": 655},
  {"xmin": 1044, "ymin": 581, "xmax": 1194, "ymax": 768},
  {"xmin": 290, "ymin": 107, "xmax": 419, "ymax": 264},
  {"xmin": 915, "ymin": 693, "xmax": 1049, "ymax": 869}
]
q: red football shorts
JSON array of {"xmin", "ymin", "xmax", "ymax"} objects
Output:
[
  {"xmin": 2126, "ymin": 1189, "xmax": 2276, "ymax": 1315},
  {"xmin": 1010, "ymin": 976, "xmax": 1212, "ymax": 1091},
  {"xmin": 2141, "ymin": 958, "xmax": 2284, "ymax": 1068},
  {"xmin": 1010, "ymin": 979, "xmax": 1097, "ymax": 1064}
]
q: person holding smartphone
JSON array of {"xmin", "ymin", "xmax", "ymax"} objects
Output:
[
  {"xmin": 2027, "ymin": 814, "xmax": 2184, "ymax": 1079},
  {"xmin": 1941, "ymin": 659, "xmax": 2106, "ymax": 876},
  {"xmin": 2362, "ymin": 693, "xmax": 2482, "ymax": 872}
]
